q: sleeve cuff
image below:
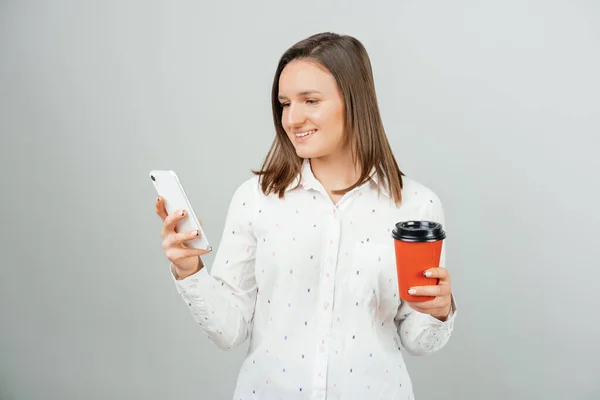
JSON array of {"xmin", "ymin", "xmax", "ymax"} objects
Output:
[
  {"xmin": 169, "ymin": 262, "xmax": 212, "ymax": 294},
  {"xmin": 423, "ymin": 294, "xmax": 457, "ymax": 328}
]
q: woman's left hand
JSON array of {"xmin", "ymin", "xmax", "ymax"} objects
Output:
[{"xmin": 405, "ymin": 267, "xmax": 453, "ymax": 321}]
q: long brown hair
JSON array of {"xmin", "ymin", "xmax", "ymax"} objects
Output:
[{"xmin": 253, "ymin": 32, "xmax": 405, "ymax": 205}]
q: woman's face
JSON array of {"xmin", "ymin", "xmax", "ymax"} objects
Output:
[{"xmin": 278, "ymin": 60, "xmax": 347, "ymax": 160}]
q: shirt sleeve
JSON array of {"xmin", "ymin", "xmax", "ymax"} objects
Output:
[
  {"xmin": 395, "ymin": 189, "xmax": 458, "ymax": 356},
  {"xmin": 169, "ymin": 177, "xmax": 259, "ymax": 351}
]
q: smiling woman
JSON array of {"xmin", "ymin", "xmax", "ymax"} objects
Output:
[
  {"xmin": 278, "ymin": 62, "xmax": 345, "ymax": 157},
  {"xmin": 254, "ymin": 32, "xmax": 405, "ymax": 205},
  {"xmin": 156, "ymin": 31, "xmax": 456, "ymax": 400}
]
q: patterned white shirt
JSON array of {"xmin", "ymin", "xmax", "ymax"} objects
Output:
[{"xmin": 171, "ymin": 159, "xmax": 457, "ymax": 400}]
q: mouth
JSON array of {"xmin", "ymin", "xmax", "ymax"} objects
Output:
[{"xmin": 294, "ymin": 129, "xmax": 317, "ymax": 139}]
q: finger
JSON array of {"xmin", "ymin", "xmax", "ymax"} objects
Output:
[
  {"xmin": 424, "ymin": 267, "xmax": 449, "ymax": 281},
  {"xmin": 405, "ymin": 301, "xmax": 451, "ymax": 319},
  {"xmin": 407, "ymin": 283, "xmax": 451, "ymax": 297},
  {"xmin": 405, "ymin": 300, "xmax": 432, "ymax": 311},
  {"xmin": 165, "ymin": 246, "xmax": 212, "ymax": 262},
  {"xmin": 163, "ymin": 230, "xmax": 202, "ymax": 248},
  {"xmin": 405, "ymin": 296, "xmax": 445, "ymax": 309},
  {"xmin": 161, "ymin": 209, "xmax": 187, "ymax": 237},
  {"xmin": 155, "ymin": 196, "xmax": 168, "ymax": 221},
  {"xmin": 405, "ymin": 303, "xmax": 427, "ymax": 314}
]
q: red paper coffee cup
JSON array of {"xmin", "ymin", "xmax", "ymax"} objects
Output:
[{"xmin": 392, "ymin": 221, "xmax": 446, "ymax": 302}]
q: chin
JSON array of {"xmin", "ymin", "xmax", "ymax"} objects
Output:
[{"xmin": 294, "ymin": 146, "xmax": 324, "ymax": 160}]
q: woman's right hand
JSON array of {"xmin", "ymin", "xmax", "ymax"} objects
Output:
[{"xmin": 155, "ymin": 196, "xmax": 212, "ymax": 278}]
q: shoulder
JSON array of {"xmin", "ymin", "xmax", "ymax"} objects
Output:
[
  {"xmin": 230, "ymin": 175, "xmax": 261, "ymax": 201},
  {"xmin": 401, "ymin": 176, "xmax": 444, "ymax": 222},
  {"xmin": 224, "ymin": 176, "xmax": 262, "ymax": 219},
  {"xmin": 402, "ymin": 176, "xmax": 442, "ymax": 203},
  {"xmin": 236, "ymin": 175, "xmax": 261, "ymax": 192}
]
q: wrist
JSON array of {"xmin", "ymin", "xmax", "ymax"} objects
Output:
[
  {"xmin": 173, "ymin": 257, "xmax": 203, "ymax": 280},
  {"xmin": 433, "ymin": 305, "xmax": 452, "ymax": 321}
]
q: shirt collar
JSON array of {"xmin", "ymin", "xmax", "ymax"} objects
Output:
[{"xmin": 289, "ymin": 159, "xmax": 391, "ymax": 198}]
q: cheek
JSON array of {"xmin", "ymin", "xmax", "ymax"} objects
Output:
[
  {"xmin": 324, "ymin": 108, "xmax": 344, "ymax": 144},
  {"xmin": 311, "ymin": 104, "xmax": 343, "ymax": 131}
]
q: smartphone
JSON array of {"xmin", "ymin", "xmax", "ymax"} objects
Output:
[{"xmin": 149, "ymin": 170, "xmax": 210, "ymax": 251}]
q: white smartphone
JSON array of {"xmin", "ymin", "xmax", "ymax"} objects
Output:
[{"xmin": 149, "ymin": 170, "xmax": 210, "ymax": 251}]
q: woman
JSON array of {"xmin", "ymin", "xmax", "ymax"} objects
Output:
[{"xmin": 156, "ymin": 32, "xmax": 456, "ymax": 400}]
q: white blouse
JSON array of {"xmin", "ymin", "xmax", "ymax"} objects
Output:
[{"xmin": 171, "ymin": 159, "xmax": 457, "ymax": 400}]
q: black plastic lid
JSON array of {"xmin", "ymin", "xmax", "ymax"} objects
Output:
[{"xmin": 391, "ymin": 221, "xmax": 446, "ymax": 242}]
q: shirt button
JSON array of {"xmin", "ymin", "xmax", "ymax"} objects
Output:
[
  {"xmin": 313, "ymin": 390, "xmax": 326, "ymax": 399},
  {"xmin": 319, "ymin": 344, "xmax": 327, "ymax": 354}
]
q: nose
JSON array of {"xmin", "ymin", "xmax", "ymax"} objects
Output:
[{"xmin": 284, "ymin": 103, "xmax": 306, "ymax": 129}]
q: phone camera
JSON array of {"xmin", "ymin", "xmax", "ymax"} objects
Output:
[{"xmin": 151, "ymin": 175, "xmax": 155, "ymax": 181}]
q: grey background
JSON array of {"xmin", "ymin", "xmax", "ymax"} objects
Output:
[{"xmin": 1, "ymin": 0, "xmax": 598, "ymax": 399}]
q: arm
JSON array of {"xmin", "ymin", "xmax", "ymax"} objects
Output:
[
  {"xmin": 395, "ymin": 294, "xmax": 457, "ymax": 356},
  {"xmin": 171, "ymin": 178, "xmax": 259, "ymax": 351},
  {"xmin": 395, "ymin": 190, "xmax": 458, "ymax": 356}
]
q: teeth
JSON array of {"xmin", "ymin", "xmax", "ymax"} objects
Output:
[{"xmin": 295, "ymin": 130, "xmax": 315, "ymax": 138}]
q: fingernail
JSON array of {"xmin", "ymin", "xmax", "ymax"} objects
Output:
[
  {"xmin": 180, "ymin": 210, "xmax": 185, "ymax": 216},
  {"xmin": 424, "ymin": 271, "xmax": 432, "ymax": 277},
  {"xmin": 193, "ymin": 230, "xmax": 199, "ymax": 236},
  {"xmin": 208, "ymin": 246, "xmax": 213, "ymax": 252},
  {"xmin": 156, "ymin": 196, "xmax": 160, "ymax": 203},
  {"xmin": 408, "ymin": 289, "xmax": 416, "ymax": 295}
]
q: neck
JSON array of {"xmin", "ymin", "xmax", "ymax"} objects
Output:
[{"xmin": 309, "ymin": 149, "xmax": 360, "ymax": 192}]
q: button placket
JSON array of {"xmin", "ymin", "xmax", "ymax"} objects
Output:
[{"xmin": 311, "ymin": 210, "xmax": 341, "ymax": 394}]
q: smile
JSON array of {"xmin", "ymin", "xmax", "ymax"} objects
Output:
[{"xmin": 295, "ymin": 130, "xmax": 316, "ymax": 138}]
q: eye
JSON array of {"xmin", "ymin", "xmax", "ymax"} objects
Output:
[
  {"xmin": 280, "ymin": 103, "xmax": 290, "ymax": 108},
  {"xmin": 306, "ymin": 99, "xmax": 320, "ymax": 105}
]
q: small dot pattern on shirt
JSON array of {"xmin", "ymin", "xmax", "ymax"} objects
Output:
[{"xmin": 173, "ymin": 159, "xmax": 455, "ymax": 400}]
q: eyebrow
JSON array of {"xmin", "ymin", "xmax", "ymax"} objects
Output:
[{"xmin": 278, "ymin": 90, "xmax": 322, "ymax": 101}]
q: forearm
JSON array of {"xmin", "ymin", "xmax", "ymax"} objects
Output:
[
  {"xmin": 172, "ymin": 265, "xmax": 255, "ymax": 350},
  {"xmin": 397, "ymin": 297, "xmax": 456, "ymax": 356},
  {"xmin": 172, "ymin": 257, "xmax": 204, "ymax": 280}
]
